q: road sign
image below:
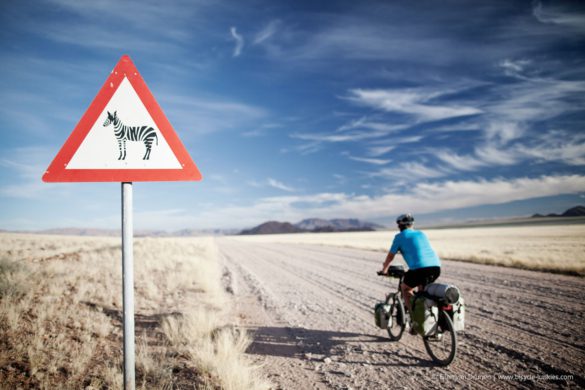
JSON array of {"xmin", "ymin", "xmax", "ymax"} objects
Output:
[
  {"xmin": 42, "ymin": 55, "xmax": 202, "ymax": 182},
  {"xmin": 42, "ymin": 55, "xmax": 204, "ymax": 390}
]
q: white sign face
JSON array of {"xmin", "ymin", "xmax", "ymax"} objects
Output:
[{"xmin": 67, "ymin": 77, "xmax": 182, "ymax": 169}]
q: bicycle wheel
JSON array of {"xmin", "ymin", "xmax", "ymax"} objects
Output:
[
  {"xmin": 385, "ymin": 294, "xmax": 405, "ymax": 341},
  {"xmin": 423, "ymin": 309, "xmax": 457, "ymax": 366}
]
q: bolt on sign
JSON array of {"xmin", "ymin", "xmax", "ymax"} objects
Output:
[
  {"xmin": 43, "ymin": 54, "xmax": 202, "ymax": 182},
  {"xmin": 43, "ymin": 55, "xmax": 202, "ymax": 390}
]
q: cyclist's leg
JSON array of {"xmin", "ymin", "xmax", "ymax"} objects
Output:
[
  {"xmin": 401, "ymin": 280, "xmax": 419, "ymax": 334},
  {"xmin": 400, "ymin": 282, "xmax": 416, "ymax": 313},
  {"xmin": 402, "ymin": 269, "xmax": 422, "ymax": 313}
]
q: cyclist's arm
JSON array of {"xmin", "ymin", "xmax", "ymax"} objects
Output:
[{"xmin": 381, "ymin": 252, "xmax": 396, "ymax": 273}]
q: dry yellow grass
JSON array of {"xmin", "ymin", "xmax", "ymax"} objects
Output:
[
  {"xmin": 232, "ymin": 224, "xmax": 585, "ymax": 276},
  {"xmin": 0, "ymin": 233, "xmax": 269, "ymax": 389}
]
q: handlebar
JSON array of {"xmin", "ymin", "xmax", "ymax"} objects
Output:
[{"xmin": 377, "ymin": 265, "xmax": 406, "ymax": 278}]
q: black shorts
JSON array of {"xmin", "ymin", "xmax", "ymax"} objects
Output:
[{"xmin": 403, "ymin": 266, "xmax": 440, "ymax": 288}]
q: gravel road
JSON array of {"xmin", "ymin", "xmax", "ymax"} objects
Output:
[{"xmin": 217, "ymin": 238, "xmax": 585, "ymax": 389}]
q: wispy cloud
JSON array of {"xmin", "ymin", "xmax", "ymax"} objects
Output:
[
  {"xmin": 283, "ymin": 18, "xmax": 464, "ymax": 66},
  {"xmin": 291, "ymin": 141, "xmax": 323, "ymax": 155},
  {"xmin": 163, "ymin": 95, "xmax": 266, "ymax": 117},
  {"xmin": 487, "ymin": 79, "xmax": 585, "ymax": 125},
  {"xmin": 230, "ymin": 27, "xmax": 244, "ymax": 57},
  {"xmin": 241, "ymin": 123, "xmax": 282, "ymax": 137},
  {"xmin": 267, "ymin": 178, "xmax": 296, "ymax": 192},
  {"xmin": 428, "ymin": 121, "xmax": 481, "ymax": 133},
  {"xmin": 367, "ymin": 145, "xmax": 395, "ymax": 157},
  {"xmin": 291, "ymin": 116, "xmax": 412, "ymax": 152},
  {"xmin": 371, "ymin": 162, "xmax": 450, "ymax": 181},
  {"xmin": 336, "ymin": 117, "xmax": 406, "ymax": 134},
  {"xmin": 499, "ymin": 59, "xmax": 533, "ymax": 79},
  {"xmin": 248, "ymin": 178, "xmax": 297, "ymax": 192},
  {"xmin": 434, "ymin": 150, "xmax": 486, "ymax": 172},
  {"xmin": 433, "ymin": 127, "xmax": 585, "ymax": 174},
  {"xmin": 346, "ymin": 88, "xmax": 482, "ymax": 123},
  {"xmin": 515, "ymin": 131, "xmax": 585, "ymax": 166},
  {"xmin": 532, "ymin": 2, "xmax": 585, "ymax": 33},
  {"xmin": 367, "ymin": 136, "xmax": 422, "ymax": 150},
  {"xmin": 484, "ymin": 122, "xmax": 525, "ymax": 146},
  {"xmin": 347, "ymin": 155, "xmax": 390, "ymax": 165},
  {"xmin": 469, "ymin": 144, "xmax": 518, "ymax": 167},
  {"xmin": 254, "ymin": 20, "xmax": 281, "ymax": 45},
  {"xmin": 160, "ymin": 94, "xmax": 267, "ymax": 136},
  {"xmin": 291, "ymin": 131, "xmax": 381, "ymax": 143}
]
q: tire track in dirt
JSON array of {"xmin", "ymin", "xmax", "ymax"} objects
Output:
[{"xmin": 218, "ymin": 238, "xmax": 585, "ymax": 389}]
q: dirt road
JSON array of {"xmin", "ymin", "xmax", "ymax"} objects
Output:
[{"xmin": 218, "ymin": 238, "xmax": 585, "ymax": 389}]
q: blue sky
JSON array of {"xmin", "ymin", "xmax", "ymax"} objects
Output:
[{"xmin": 1, "ymin": 0, "xmax": 585, "ymax": 231}]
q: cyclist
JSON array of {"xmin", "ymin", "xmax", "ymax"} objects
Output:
[{"xmin": 378, "ymin": 213, "xmax": 441, "ymax": 320}]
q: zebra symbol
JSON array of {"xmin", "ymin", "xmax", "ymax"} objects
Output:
[{"xmin": 103, "ymin": 111, "xmax": 158, "ymax": 160}]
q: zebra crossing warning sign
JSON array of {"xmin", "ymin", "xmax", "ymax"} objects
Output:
[{"xmin": 42, "ymin": 55, "xmax": 202, "ymax": 182}]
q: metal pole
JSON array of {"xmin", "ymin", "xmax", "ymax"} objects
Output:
[{"xmin": 122, "ymin": 182, "xmax": 135, "ymax": 390}]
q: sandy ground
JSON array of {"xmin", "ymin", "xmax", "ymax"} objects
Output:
[{"xmin": 218, "ymin": 238, "xmax": 585, "ymax": 389}]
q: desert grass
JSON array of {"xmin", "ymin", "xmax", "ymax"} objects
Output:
[
  {"xmin": 232, "ymin": 224, "xmax": 585, "ymax": 276},
  {"xmin": 0, "ymin": 233, "xmax": 269, "ymax": 389}
]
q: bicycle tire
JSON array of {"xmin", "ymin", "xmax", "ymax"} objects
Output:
[
  {"xmin": 385, "ymin": 294, "xmax": 405, "ymax": 341},
  {"xmin": 423, "ymin": 309, "xmax": 457, "ymax": 366}
]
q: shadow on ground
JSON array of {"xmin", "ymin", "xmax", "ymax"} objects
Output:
[
  {"xmin": 245, "ymin": 326, "xmax": 432, "ymax": 367},
  {"xmin": 82, "ymin": 301, "xmax": 182, "ymax": 332}
]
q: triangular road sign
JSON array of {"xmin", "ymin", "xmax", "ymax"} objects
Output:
[{"xmin": 43, "ymin": 55, "xmax": 202, "ymax": 182}]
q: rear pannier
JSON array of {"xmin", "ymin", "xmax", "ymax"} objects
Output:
[{"xmin": 411, "ymin": 295, "xmax": 438, "ymax": 336}]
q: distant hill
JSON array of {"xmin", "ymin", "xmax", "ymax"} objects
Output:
[
  {"xmin": 296, "ymin": 218, "xmax": 384, "ymax": 231},
  {"xmin": 295, "ymin": 218, "xmax": 332, "ymax": 230},
  {"xmin": 240, "ymin": 221, "xmax": 305, "ymax": 235},
  {"xmin": 532, "ymin": 205, "xmax": 585, "ymax": 218},
  {"xmin": 562, "ymin": 205, "xmax": 585, "ymax": 217},
  {"xmin": 240, "ymin": 218, "xmax": 384, "ymax": 235}
]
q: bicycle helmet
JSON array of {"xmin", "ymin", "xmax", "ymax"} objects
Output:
[{"xmin": 396, "ymin": 213, "xmax": 414, "ymax": 227}]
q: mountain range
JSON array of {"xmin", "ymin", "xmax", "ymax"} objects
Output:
[
  {"xmin": 531, "ymin": 205, "xmax": 585, "ymax": 218},
  {"xmin": 239, "ymin": 218, "xmax": 385, "ymax": 235}
]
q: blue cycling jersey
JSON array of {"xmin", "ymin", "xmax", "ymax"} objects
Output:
[{"xmin": 389, "ymin": 229, "xmax": 441, "ymax": 270}]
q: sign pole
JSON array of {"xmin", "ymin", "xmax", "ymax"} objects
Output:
[{"xmin": 121, "ymin": 182, "xmax": 135, "ymax": 390}]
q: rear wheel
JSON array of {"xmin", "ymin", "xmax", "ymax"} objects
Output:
[
  {"xmin": 423, "ymin": 309, "xmax": 457, "ymax": 366},
  {"xmin": 385, "ymin": 294, "xmax": 405, "ymax": 341}
]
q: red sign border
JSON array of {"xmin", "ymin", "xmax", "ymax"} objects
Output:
[{"xmin": 42, "ymin": 55, "xmax": 202, "ymax": 182}]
